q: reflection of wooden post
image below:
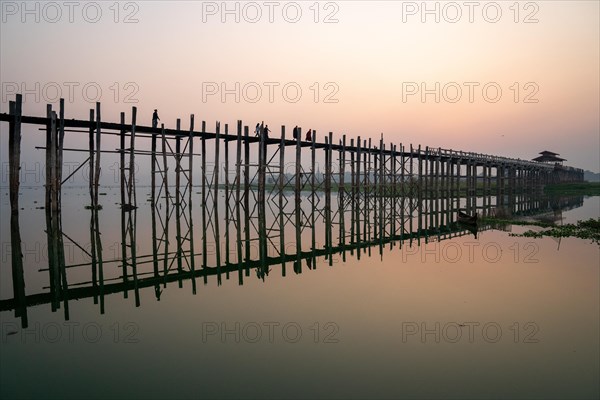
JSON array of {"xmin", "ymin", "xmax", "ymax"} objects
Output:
[
  {"xmin": 11, "ymin": 210, "xmax": 27, "ymax": 327},
  {"xmin": 151, "ymin": 139, "xmax": 160, "ymax": 300},
  {"xmin": 90, "ymin": 207, "xmax": 105, "ymax": 313}
]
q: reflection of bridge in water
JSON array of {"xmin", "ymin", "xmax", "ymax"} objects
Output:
[
  {"xmin": 0, "ymin": 94, "xmax": 586, "ymax": 327},
  {"xmin": 2, "ymin": 186, "xmax": 584, "ymax": 328}
]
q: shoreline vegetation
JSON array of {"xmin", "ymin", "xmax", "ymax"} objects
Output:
[
  {"xmin": 542, "ymin": 182, "xmax": 600, "ymax": 196},
  {"xmin": 482, "ymin": 217, "xmax": 600, "ymax": 245}
]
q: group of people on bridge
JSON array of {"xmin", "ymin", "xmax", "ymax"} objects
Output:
[
  {"xmin": 293, "ymin": 126, "xmax": 312, "ymax": 142},
  {"xmin": 152, "ymin": 110, "xmax": 314, "ymax": 143},
  {"xmin": 255, "ymin": 122, "xmax": 312, "ymax": 142}
]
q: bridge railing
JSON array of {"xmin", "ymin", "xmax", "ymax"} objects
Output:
[{"xmin": 421, "ymin": 146, "xmax": 577, "ymax": 171}]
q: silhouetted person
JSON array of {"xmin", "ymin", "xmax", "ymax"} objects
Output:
[
  {"xmin": 306, "ymin": 129, "xmax": 312, "ymax": 142},
  {"xmin": 292, "ymin": 125, "xmax": 298, "ymax": 140},
  {"xmin": 263, "ymin": 124, "xmax": 271, "ymax": 139},
  {"xmin": 152, "ymin": 109, "xmax": 160, "ymax": 129},
  {"xmin": 255, "ymin": 123, "xmax": 261, "ymax": 137}
]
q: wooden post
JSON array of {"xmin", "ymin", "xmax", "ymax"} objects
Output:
[
  {"xmin": 49, "ymin": 111, "xmax": 58, "ymax": 213},
  {"xmin": 311, "ymin": 130, "xmax": 316, "ymax": 203},
  {"xmin": 57, "ymin": 99, "xmax": 65, "ymax": 209},
  {"xmin": 225, "ymin": 123, "xmax": 230, "ymax": 200},
  {"xmin": 94, "ymin": 102, "xmax": 102, "ymax": 209},
  {"xmin": 295, "ymin": 127, "xmax": 301, "ymax": 205},
  {"xmin": 8, "ymin": 94, "xmax": 22, "ymax": 214},
  {"xmin": 128, "ymin": 106, "xmax": 136, "ymax": 208},
  {"xmin": 44, "ymin": 101, "xmax": 52, "ymax": 211},
  {"xmin": 120, "ymin": 113, "xmax": 126, "ymax": 208},
  {"xmin": 87, "ymin": 108, "xmax": 94, "ymax": 209},
  {"xmin": 257, "ymin": 121, "xmax": 265, "ymax": 206},
  {"xmin": 176, "ymin": 119, "xmax": 182, "ymax": 207},
  {"xmin": 237, "ymin": 121, "xmax": 243, "ymax": 206},
  {"xmin": 279, "ymin": 125, "xmax": 286, "ymax": 196}
]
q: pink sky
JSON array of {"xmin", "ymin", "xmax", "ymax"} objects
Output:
[{"xmin": 1, "ymin": 1, "xmax": 599, "ymax": 171}]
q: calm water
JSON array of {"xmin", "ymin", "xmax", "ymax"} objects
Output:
[{"xmin": 1, "ymin": 187, "xmax": 598, "ymax": 399}]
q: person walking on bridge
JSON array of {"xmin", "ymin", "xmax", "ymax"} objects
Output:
[{"xmin": 152, "ymin": 109, "xmax": 160, "ymax": 129}]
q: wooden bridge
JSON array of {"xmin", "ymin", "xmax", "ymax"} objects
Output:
[
  {"xmin": 0, "ymin": 93, "xmax": 586, "ymax": 328},
  {"xmin": 1, "ymin": 93, "xmax": 584, "ymax": 217}
]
